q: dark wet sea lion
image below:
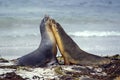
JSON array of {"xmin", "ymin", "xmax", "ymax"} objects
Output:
[
  {"xmin": 17, "ymin": 16, "xmax": 58, "ymax": 67},
  {"xmin": 51, "ymin": 19, "xmax": 110, "ymax": 66}
]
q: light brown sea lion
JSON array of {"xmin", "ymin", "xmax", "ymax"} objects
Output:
[
  {"xmin": 17, "ymin": 16, "xmax": 58, "ymax": 67},
  {"xmin": 50, "ymin": 19, "xmax": 110, "ymax": 66}
]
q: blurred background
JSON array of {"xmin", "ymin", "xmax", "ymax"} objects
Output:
[{"xmin": 0, "ymin": 0, "xmax": 120, "ymax": 59}]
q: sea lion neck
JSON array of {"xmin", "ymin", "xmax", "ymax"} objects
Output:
[
  {"xmin": 39, "ymin": 18, "xmax": 49, "ymax": 37},
  {"xmin": 40, "ymin": 32, "xmax": 50, "ymax": 41},
  {"xmin": 40, "ymin": 18, "xmax": 47, "ymax": 35}
]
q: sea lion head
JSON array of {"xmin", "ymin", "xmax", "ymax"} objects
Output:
[
  {"xmin": 40, "ymin": 15, "xmax": 51, "ymax": 34},
  {"xmin": 50, "ymin": 19, "xmax": 65, "ymax": 36}
]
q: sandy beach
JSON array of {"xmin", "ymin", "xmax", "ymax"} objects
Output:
[
  {"xmin": 0, "ymin": 0, "xmax": 120, "ymax": 80},
  {"xmin": 0, "ymin": 55, "xmax": 120, "ymax": 80}
]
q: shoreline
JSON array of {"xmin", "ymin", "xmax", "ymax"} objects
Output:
[{"xmin": 0, "ymin": 54, "xmax": 120, "ymax": 80}]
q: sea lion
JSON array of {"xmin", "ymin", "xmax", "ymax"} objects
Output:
[
  {"xmin": 17, "ymin": 16, "xmax": 58, "ymax": 67},
  {"xmin": 50, "ymin": 19, "xmax": 110, "ymax": 66}
]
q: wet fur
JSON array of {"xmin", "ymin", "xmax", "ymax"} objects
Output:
[
  {"xmin": 51, "ymin": 19, "xmax": 110, "ymax": 65},
  {"xmin": 17, "ymin": 17, "xmax": 58, "ymax": 67}
]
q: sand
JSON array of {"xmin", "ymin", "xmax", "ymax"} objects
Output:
[{"xmin": 0, "ymin": 55, "xmax": 120, "ymax": 80}]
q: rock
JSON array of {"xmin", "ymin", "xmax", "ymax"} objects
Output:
[
  {"xmin": 0, "ymin": 58, "xmax": 8, "ymax": 63},
  {"xmin": 0, "ymin": 72, "xmax": 24, "ymax": 80},
  {"xmin": 0, "ymin": 55, "xmax": 120, "ymax": 80}
]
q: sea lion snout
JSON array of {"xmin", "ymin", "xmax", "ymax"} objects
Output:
[
  {"xmin": 50, "ymin": 19, "xmax": 62, "ymax": 31},
  {"xmin": 43, "ymin": 15, "xmax": 50, "ymax": 22},
  {"xmin": 50, "ymin": 19, "xmax": 59, "ymax": 33}
]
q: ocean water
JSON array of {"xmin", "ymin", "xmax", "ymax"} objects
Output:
[{"xmin": 0, "ymin": 0, "xmax": 120, "ymax": 59}]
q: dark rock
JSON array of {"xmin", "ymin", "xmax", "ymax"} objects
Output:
[
  {"xmin": 102, "ymin": 60, "xmax": 120, "ymax": 80},
  {"xmin": 0, "ymin": 72, "xmax": 25, "ymax": 80},
  {"xmin": 0, "ymin": 58, "xmax": 8, "ymax": 63},
  {"xmin": 104, "ymin": 54, "xmax": 120, "ymax": 60}
]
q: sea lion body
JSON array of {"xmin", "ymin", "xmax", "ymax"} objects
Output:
[
  {"xmin": 51, "ymin": 19, "xmax": 110, "ymax": 66},
  {"xmin": 17, "ymin": 17, "xmax": 58, "ymax": 67}
]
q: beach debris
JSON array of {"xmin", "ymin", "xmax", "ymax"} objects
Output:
[{"xmin": 0, "ymin": 55, "xmax": 120, "ymax": 80}]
